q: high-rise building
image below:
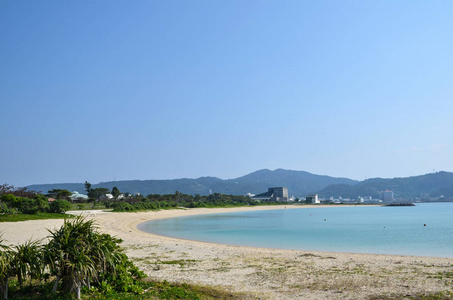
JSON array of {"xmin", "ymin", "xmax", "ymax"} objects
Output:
[{"xmin": 381, "ymin": 189, "xmax": 394, "ymax": 202}]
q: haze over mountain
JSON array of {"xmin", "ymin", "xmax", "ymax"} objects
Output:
[
  {"xmin": 26, "ymin": 169, "xmax": 453, "ymax": 199},
  {"xmin": 27, "ymin": 169, "xmax": 356, "ymax": 196}
]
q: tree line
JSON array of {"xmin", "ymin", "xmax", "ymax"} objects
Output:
[
  {"xmin": 82, "ymin": 181, "xmax": 277, "ymax": 212},
  {"xmin": 105, "ymin": 191, "xmax": 272, "ymax": 212},
  {"xmin": 0, "ymin": 182, "xmax": 284, "ymax": 216},
  {"xmin": 0, "ymin": 184, "xmax": 71, "ymax": 215}
]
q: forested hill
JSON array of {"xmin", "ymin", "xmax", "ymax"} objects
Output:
[
  {"xmin": 26, "ymin": 169, "xmax": 357, "ymax": 196},
  {"xmin": 317, "ymin": 171, "xmax": 453, "ymax": 199}
]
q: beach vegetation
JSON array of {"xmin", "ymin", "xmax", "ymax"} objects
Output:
[
  {"xmin": 157, "ymin": 259, "xmax": 199, "ymax": 268},
  {"xmin": 2, "ymin": 276, "xmax": 252, "ymax": 299},
  {"xmin": 0, "ymin": 184, "xmax": 77, "ymax": 222},
  {"xmin": 0, "ymin": 238, "xmax": 12, "ymax": 299},
  {"xmin": 0, "ymin": 194, "xmax": 48, "ymax": 215},
  {"xmin": 46, "ymin": 189, "xmax": 72, "ymax": 201},
  {"xmin": 70, "ymin": 202, "xmax": 108, "ymax": 211},
  {"xmin": 48, "ymin": 199, "xmax": 72, "ymax": 214},
  {"xmin": 0, "ymin": 216, "xmax": 145, "ymax": 299},
  {"xmin": 0, "ymin": 213, "xmax": 68, "ymax": 222},
  {"xmin": 368, "ymin": 291, "xmax": 453, "ymax": 299},
  {"xmin": 10, "ymin": 240, "xmax": 44, "ymax": 290},
  {"xmin": 44, "ymin": 216, "xmax": 145, "ymax": 298},
  {"xmin": 0, "ymin": 184, "xmax": 38, "ymax": 199},
  {"xmin": 105, "ymin": 279, "xmax": 252, "ymax": 299},
  {"xmin": 87, "ymin": 188, "xmax": 110, "ymax": 201}
]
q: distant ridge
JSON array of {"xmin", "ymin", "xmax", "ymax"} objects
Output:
[
  {"xmin": 26, "ymin": 170, "xmax": 453, "ymax": 198},
  {"xmin": 317, "ymin": 171, "xmax": 453, "ymax": 199},
  {"xmin": 26, "ymin": 169, "xmax": 357, "ymax": 196}
]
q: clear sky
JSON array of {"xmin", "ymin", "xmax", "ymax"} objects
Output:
[{"xmin": 1, "ymin": 1, "xmax": 453, "ymax": 186}]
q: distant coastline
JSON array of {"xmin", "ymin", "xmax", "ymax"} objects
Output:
[{"xmin": 26, "ymin": 169, "xmax": 453, "ymax": 203}]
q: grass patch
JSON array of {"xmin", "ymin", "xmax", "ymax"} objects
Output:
[
  {"xmin": 71, "ymin": 203, "xmax": 108, "ymax": 210},
  {"xmin": 139, "ymin": 279, "xmax": 254, "ymax": 299},
  {"xmin": 368, "ymin": 291, "xmax": 453, "ymax": 300},
  {"xmin": 7, "ymin": 278, "xmax": 252, "ymax": 300},
  {"xmin": 426, "ymin": 271, "xmax": 453, "ymax": 286},
  {"xmin": 0, "ymin": 213, "xmax": 71, "ymax": 222},
  {"xmin": 158, "ymin": 259, "xmax": 199, "ymax": 267}
]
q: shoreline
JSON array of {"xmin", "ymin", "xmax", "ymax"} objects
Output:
[
  {"xmin": 98, "ymin": 204, "xmax": 379, "ymax": 258},
  {"xmin": 2, "ymin": 205, "xmax": 453, "ymax": 299},
  {"xmin": 135, "ymin": 204, "xmax": 448, "ymax": 259}
]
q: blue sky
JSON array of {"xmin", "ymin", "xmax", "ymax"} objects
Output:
[{"xmin": 1, "ymin": 1, "xmax": 453, "ymax": 186}]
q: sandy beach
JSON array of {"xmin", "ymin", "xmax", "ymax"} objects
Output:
[{"xmin": 1, "ymin": 205, "xmax": 453, "ymax": 299}]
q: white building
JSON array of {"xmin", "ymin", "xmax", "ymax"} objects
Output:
[
  {"xmin": 69, "ymin": 191, "xmax": 89, "ymax": 202},
  {"xmin": 306, "ymin": 194, "xmax": 319, "ymax": 204}
]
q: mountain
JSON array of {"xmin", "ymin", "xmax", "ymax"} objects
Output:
[
  {"xmin": 317, "ymin": 171, "xmax": 453, "ymax": 199},
  {"xmin": 219, "ymin": 169, "xmax": 356, "ymax": 196},
  {"xmin": 26, "ymin": 169, "xmax": 357, "ymax": 196}
]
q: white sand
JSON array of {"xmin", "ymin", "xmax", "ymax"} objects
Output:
[{"xmin": 2, "ymin": 205, "xmax": 452, "ymax": 299}]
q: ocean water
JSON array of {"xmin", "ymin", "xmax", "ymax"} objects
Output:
[{"xmin": 137, "ymin": 203, "xmax": 453, "ymax": 257}]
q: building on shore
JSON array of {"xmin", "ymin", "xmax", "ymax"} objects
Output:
[
  {"xmin": 306, "ymin": 194, "xmax": 319, "ymax": 204},
  {"xmin": 420, "ymin": 193, "xmax": 430, "ymax": 201},
  {"xmin": 380, "ymin": 189, "xmax": 395, "ymax": 202},
  {"xmin": 252, "ymin": 187, "xmax": 289, "ymax": 202}
]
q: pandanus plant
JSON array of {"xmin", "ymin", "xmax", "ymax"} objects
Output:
[
  {"xmin": 0, "ymin": 237, "xmax": 45, "ymax": 300},
  {"xmin": 45, "ymin": 216, "xmax": 99, "ymax": 298},
  {"xmin": 0, "ymin": 216, "xmax": 143, "ymax": 300},
  {"xmin": 0, "ymin": 239, "xmax": 11, "ymax": 300},
  {"xmin": 11, "ymin": 240, "xmax": 44, "ymax": 290},
  {"xmin": 44, "ymin": 216, "xmax": 135, "ymax": 299}
]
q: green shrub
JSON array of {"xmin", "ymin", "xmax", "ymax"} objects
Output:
[
  {"xmin": 49, "ymin": 199, "xmax": 72, "ymax": 213},
  {"xmin": 111, "ymin": 202, "xmax": 135, "ymax": 212}
]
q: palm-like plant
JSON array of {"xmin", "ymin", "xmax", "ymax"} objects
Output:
[
  {"xmin": 45, "ymin": 216, "xmax": 118, "ymax": 298},
  {"xmin": 0, "ymin": 237, "xmax": 12, "ymax": 300},
  {"xmin": 11, "ymin": 239, "xmax": 43, "ymax": 290},
  {"xmin": 45, "ymin": 216, "xmax": 145, "ymax": 299},
  {"xmin": 65, "ymin": 246, "xmax": 96, "ymax": 299},
  {"xmin": 45, "ymin": 217, "xmax": 95, "ymax": 297}
]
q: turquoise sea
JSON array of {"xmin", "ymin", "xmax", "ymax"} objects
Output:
[{"xmin": 137, "ymin": 203, "xmax": 453, "ymax": 257}]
